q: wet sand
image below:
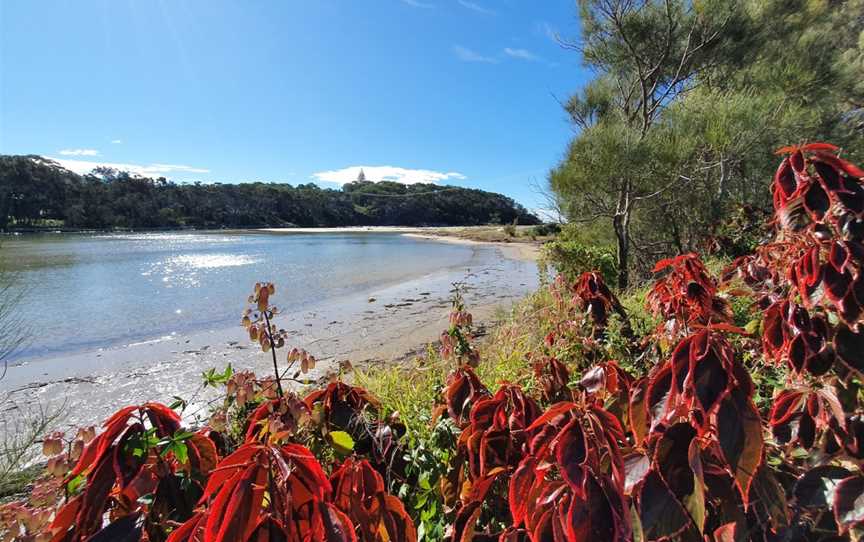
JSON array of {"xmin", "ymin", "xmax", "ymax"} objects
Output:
[{"xmin": 0, "ymin": 237, "xmax": 539, "ymax": 436}]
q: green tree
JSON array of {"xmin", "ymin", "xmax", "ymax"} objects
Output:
[
  {"xmin": 552, "ymin": 0, "xmax": 745, "ymax": 288},
  {"xmin": 552, "ymin": 0, "xmax": 864, "ymax": 287}
]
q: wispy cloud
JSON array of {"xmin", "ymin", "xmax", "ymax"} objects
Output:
[
  {"xmin": 312, "ymin": 166, "xmax": 466, "ymax": 186},
  {"xmin": 503, "ymin": 46, "xmax": 557, "ymax": 67},
  {"xmin": 110, "ymin": 139, "xmax": 123, "ymax": 144},
  {"xmin": 452, "ymin": 45, "xmax": 498, "ymax": 63},
  {"xmin": 503, "ymin": 47, "xmax": 540, "ymax": 61},
  {"xmin": 59, "ymin": 148, "xmax": 100, "ymax": 157},
  {"xmin": 47, "ymin": 157, "xmax": 210, "ymax": 178},
  {"xmin": 535, "ymin": 20, "xmax": 561, "ymax": 43},
  {"xmin": 401, "ymin": 0, "xmax": 433, "ymax": 8},
  {"xmin": 457, "ymin": 0, "xmax": 495, "ymax": 15}
]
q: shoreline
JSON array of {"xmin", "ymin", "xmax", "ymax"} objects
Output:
[
  {"xmin": 0, "ymin": 236, "xmax": 540, "ymax": 437},
  {"xmin": 256, "ymin": 225, "xmax": 543, "ymax": 262}
]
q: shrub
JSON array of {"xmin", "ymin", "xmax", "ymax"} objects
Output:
[
  {"xmin": 503, "ymin": 218, "xmax": 518, "ymax": 237},
  {"xmin": 541, "ymin": 237, "xmax": 617, "ymax": 285},
  {"xmin": 529, "ymin": 223, "xmax": 562, "ymax": 237}
]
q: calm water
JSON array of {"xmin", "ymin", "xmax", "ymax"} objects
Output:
[{"xmin": 0, "ymin": 232, "xmax": 479, "ymax": 362}]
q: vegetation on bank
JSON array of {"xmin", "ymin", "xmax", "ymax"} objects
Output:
[
  {"xmin": 2, "ymin": 144, "xmax": 864, "ymax": 541},
  {"xmin": 1, "ymin": 0, "xmax": 863, "ymax": 538},
  {"xmin": 548, "ymin": 0, "xmax": 864, "ymax": 288},
  {"xmin": 0, "ymin": 156, "xmax": 539, "ymax": 231}
]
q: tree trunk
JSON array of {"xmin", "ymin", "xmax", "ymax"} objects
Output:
[
  {"xmin": 613, "ymin": 180, "xmax": 632, "ymax": 290},
  {"xmin": 614, "ymin": 216, "xmax": 629, "ymax": 290}
]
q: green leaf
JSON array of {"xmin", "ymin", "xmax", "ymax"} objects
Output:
[
  {"xmin": 329, "ymin": 431, "xmax": 355, "ymax": 455},
  {"xmin": 67, "ymin": 474, "xmax": 86, "ymax": 495},
  {"xmin": 172, "ymin": 442, "xmax": 189, "ymax": 465}
]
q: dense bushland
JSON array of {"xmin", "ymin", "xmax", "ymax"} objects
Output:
[
  {"xmin": 0, "ymin": 156, "xmax": 538, "ymax": 230},
  {"xmin": 550, "ymin": 0, "xmax": 864, "ymax": 288},
  {"xmin": 3, "ymin": 145, "xmax": 864, "ymax": 541}
]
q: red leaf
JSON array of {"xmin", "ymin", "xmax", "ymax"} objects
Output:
[
  {"xmin": 204, "ymin": 463, "xmax": 263, "ymax": 542},
  {"xmin": 835, "ymin": 325, "xmax": 864, "ymax": 375},
  {"xmin": 320, "ymin": 503, "xmax": 359, "ymax": 542},
  {"xmin": 527, "ymin": 402, "xmax": 576, "ymax": 432},
  {"xmin": 628, "ymin": 379, "xmax": 649, "ymax": 446},
  {"xmin": 768, "ymin": 390, "xmax": 804, "ymax": 427},
  {"xmin": 166, "ymin": 512, "xmax": 206, "ymax": 542},
  {"xmin": 200, "ymin": 444, "xmax": 263, "ymax": 503},
  {"xmin": 716, "ymin": 387, "xmax": 763, "ymax": 506},
  {"xmin": 638, "ymin": 470, "xmax": 691, "ymax": 540},
  {"xmin": 833, "ymin": 476, "xmax": 864, "ymax": 533},
  {"xmin": 510, "ymin": 457, "xmax": 540, "ymax": 526},
  {"xmin": 623, "ymin": 453, "xmax": 649, "ymax": 496},
  {"xmin": 565, "ymin": 474, "xmax": 618, "ymax": 541}
]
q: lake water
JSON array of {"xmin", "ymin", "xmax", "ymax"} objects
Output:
[{"xmin": 0, "ymin": 231, "xmax": 486, "ymax": 363}]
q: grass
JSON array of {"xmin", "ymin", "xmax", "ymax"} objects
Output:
[
  {"xmin": 355, "ymin": 251, "xmax": 744, "ymax": 441},
  {"xmin": 354, "ymin": 289, "xmax": 560, "ymax": 440},
  {"xmin": 0, "ymin": 402, "xmax": 63, "ymax": 502},
  {"xmin": 420, "ymin": 225, "xmax": 557, "ymax": 244},
  {"xmin": 0, "ymin": 464, "xmax": 42, "ymax": 502}
]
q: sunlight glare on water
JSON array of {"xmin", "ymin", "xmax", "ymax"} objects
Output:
[
  {"xmin": 144, "ymin": 254, "xmax": 263, "ymax": 288},
  {"xmin": 0, "ymin": 231, "xmax": 477, "ymax": 362}
]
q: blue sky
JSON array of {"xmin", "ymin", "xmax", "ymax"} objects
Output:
[{"xmin": 0, "ymin": 0, "xmax": 588, "ymax": 213}]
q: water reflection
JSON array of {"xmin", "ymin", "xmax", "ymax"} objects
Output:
[{"xmin": 1, "ymin": 232, "xmax": 476, "ymax": 362}]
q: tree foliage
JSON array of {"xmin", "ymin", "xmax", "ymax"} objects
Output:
[
  {"xmin": 0, "ymin": 156, "xmax": 539, "ymax": 230},
  {"xmin": 551, "ymin": 0, "xmax": 864, "ymax": 287}
]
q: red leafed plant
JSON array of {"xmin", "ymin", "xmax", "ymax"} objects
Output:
[
  {"xmin": 647, "ymin": 253, "xmax": 733, "ymax": 338},
  {"xmin": 531, "ymin": 354, "xmax": 570, "ymax": 403},
  {"xmin": 456, "ymin": 384, "xmax": 540, "ymax": 482},
  {"xmin": 730, "ymin": 144, "xmax": 864, "ymax": 377},
  {"xmin": 505, "ymin": 398, "xmax": 630, "ymax": 541},
  {"xmin": 330, "ymin": 458, "xmax": 416, "ymax": 542},
  {"xmin": 166, "ymin": 442, "xmax": 361, "ymax": 542},
  {"xmin": 441, "ymin": 365, "xmax": 489, "ymax": 427},
  {"xmin": 572, "ymin": 271, "xmax": 630, "ymax": 338},
  {"xmin": 46, "ymin": 403, "xmax": 218, "ymax": 541}
]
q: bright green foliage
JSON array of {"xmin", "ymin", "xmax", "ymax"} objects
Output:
[{"xmin": 542, "ymin": 223, "xmax": 618, "ymax": 284}]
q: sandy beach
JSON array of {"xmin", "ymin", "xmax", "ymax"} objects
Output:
[
  {"xmin": 258, "ymin": 226, "xmax": 543, "ymax": 261},
  {"xmin": 0, "ymin": 233, "xmax": 540, "ymax": 437}
]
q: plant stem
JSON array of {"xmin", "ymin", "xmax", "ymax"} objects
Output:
[{"xmin": 263, "ymin": 310, "xmax": 284, "ymax": 397}]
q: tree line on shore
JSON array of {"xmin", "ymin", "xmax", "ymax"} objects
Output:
[{"xmin": 0, "ymin": 155, "xmax": 539, "ymax": 231}]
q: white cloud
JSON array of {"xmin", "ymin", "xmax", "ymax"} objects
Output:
[
  {"xmin": 111, "ymin": 139, "xmax": 123, "ymax": 144},
  {"xmin": 457, "ymin": 0, "xmax": 495, "ymax": 15},
  {"xmin": 504, "ymin": 47, "xmax": 539, "ymax": 61},
  {"xmin": 312, "ymin": 166, "xmax": 466, "ymax": 186},
  {"xmin": 47, "ymin": 157, "xmax": 210, "ymax": 178},
  {"xmin": 452, "ymin": 45, "xmax": 498, "ymax": 63},
  {"xmin": 401, "ymin": 0, "xmax": 433, "ymax": 7},
  {"xmin": 59, "ymin": 148, "xmax": 100, "ymax": 156}
]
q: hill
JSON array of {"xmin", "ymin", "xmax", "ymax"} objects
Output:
[{"xmin": 0, "ymin": 155, "xmax": 539, "ymax": 230}]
